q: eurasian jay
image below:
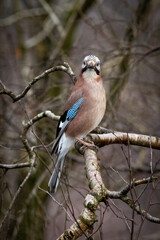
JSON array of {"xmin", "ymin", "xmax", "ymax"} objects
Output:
[{"xmin": 48, "ymin": 55, "xmax": 106, "ymax": 193}]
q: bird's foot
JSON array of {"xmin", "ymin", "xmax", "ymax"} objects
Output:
[{"xmin": 76, "ymin": 137, "xmax": 99, "ymax": 152}]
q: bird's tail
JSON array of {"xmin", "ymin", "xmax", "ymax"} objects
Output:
[
  {"xmin": 48, "ymin": 154, "xmax": 65, "ymax": 193},
  {"xmin": 48, "ymin": 133, "xmax": 74, "ymax": 193}
]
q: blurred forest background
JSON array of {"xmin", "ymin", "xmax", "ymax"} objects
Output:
[{"xmin": 0, "ymin": 0, "xmax": 160, "ymax": 239}]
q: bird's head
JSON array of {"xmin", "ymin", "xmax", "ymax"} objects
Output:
[{"xmin": 81, "ymin": 55, "xmax": 100, "ymax": 76}]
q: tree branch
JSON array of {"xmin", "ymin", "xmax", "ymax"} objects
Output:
[
  {"xmin": 38, "ymin": 0, "xmax": 65, "ymax": 37},
  {"xmin": 22, "ymin": 110, "xmax": 60, "ymax": 134},
  {"xmin": 89, "ymin": 131, "xmax": 160, "ymax": 150},
  {"xmin": 0, "ymin": 63, "xmax": 76, "ymax": 102},
  {"xmin": 57, "ymin": 149, "xmax": 107, "ymax": 239},
  {"xmin": 58, "ymin": 147, "xmax": 160, "ymax": 239},
  {"xmin": 0, "ymin": 162, "xmax": 34, "ymax": 169},
  {"xmin": 0, "ymin": 152, "xmax": 36, "ymax": 231},
  {"xmin": 0, "ymin": 8, "xmax": 46, "ymax": 27}
]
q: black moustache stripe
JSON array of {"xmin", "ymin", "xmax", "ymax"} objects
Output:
[
  {"xmin": 82, "ymin": 66, "xmax": 88, "ymax": 73},
  {"xmin": 94, "ymin": 67, "xmax": 100, "ymax": 75},
  {"xmin": 82, "ymin": 66, "xmax": 100, "ymax": 75}
]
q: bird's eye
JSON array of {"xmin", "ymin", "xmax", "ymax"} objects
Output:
[
  {"xmin": 83, "ymin": 61, "xmax": 86, "ymax": 65},
  {"xmin": 97, "ymin": 62, "xmax": 100, "ymax": 67}
]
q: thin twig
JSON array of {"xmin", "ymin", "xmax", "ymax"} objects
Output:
[
  {"xmin": 0, "ymin": 162, "xmax": 34, "ymax": 169},
  {"xmin": 39, "ymin": 187, "xmax": 75, "ymax": 223},
  {"xmin": 0, "ymin": 153, "xmax": 36, "ymax": 230}
]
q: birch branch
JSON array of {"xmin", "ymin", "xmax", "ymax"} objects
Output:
[{"xmin": 89, "ymin": 131, "xmax": 160, "ymax": 150}]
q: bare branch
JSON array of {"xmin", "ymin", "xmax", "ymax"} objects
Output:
[
  {"xmin": 0, "ymin": 152, "xmax": 36, "ymax": 230},
  {"xmin": 24, "ymin": 18, "xmax": 56, "ymax": 48},
  {"xmin": 120, "ymin": 196, "xmax": 160, "ymax": 224},
  {"xmin": 0, "ymin": 64, "xmax": 76, "ymax": 102},
  {"xmin": 49, "ymin": 0, "xmax": 96, "ymax": 60},
  {"xmin": 57, "ymin": 149, "xmax": 107, "ymax": 239},
  {"xmin": 58, "ymin": 147, "xmax": 160, "ymax": 239},
  {"xmin": 0, "ymin": 162, "xmax": 34, "ymax": 169},
  {"xmin": 107, "ymin": 177, "xmax": 158, "ymax": 198},
  {"xmin": 0, "ymin": 8, "xmax": 46, "ymax": 27},
  {"xmin": 0, "ymin": 107, "xmax": 38, "ymax": 230},
  {"xmin": 38, "ymin": 0, "xmax": 65, "ymax": 37},
  {"xmin": 24, "ymin": 0, "xmax": 65, "ymax": 48},
  {"xmin": 12, "ymin": 163, "xmax": 53, "ymax": 239},
  {"xmin": 0, "ymin": 79, "xmax": 17, "ymax": 100},
  {"xmin": 39, "ymin": 187, "xmax": 75, "ymax": 223},
  {"xmin": 136, "ymin": 46, "xmax": 160, "ymax": 64},
  {"xmin": 107, "ymin": 179, "xmax": 160, "ymax": 224},
  {"xmin": 90, "ymin": 131, "xmax": 160, "ymax": 150},
  {"xmin": 23, "ymin": 110, "xmax": 60, "ymax": 134}
]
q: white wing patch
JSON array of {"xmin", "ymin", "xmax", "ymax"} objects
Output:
[
  {"xmin": 58, "ymin": 133, "xmax": 74, "ymax": 156},
  {"xmin": 59, "ymin": 121, "xmax": 64, "ymax": 128}
]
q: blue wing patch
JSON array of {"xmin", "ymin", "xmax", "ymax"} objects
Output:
[
  {"xmin": 51, "ymin": 97, "xmax": 83, "ymax": 154},
  {"xmin": 67, "ymin": 97, "xmax": 83, "ymax": 121}
]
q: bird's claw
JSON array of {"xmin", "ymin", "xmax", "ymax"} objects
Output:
[{"xmin": 76, "ymin": 137, "xmax": 99, "ymax": 153}]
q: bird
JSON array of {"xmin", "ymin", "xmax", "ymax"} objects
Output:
[{"xmin": 48, "ymin": 55, "xmax": 106, "ymax": 193}]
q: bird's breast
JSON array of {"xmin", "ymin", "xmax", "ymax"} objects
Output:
[{"xmin": 66, "ymin": 80, "xmax": 106, "ymax": 138}]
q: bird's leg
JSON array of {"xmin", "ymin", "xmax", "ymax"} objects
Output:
[
  {"xmin": 76, "ymin": 137, "xmax": 92, "ymax": 147},
  {"xmin": 76, "ymin": 137, "xmax": 99, "ymax": 152}
]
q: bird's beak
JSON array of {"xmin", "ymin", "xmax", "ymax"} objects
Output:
[{"xmin": 87, "ymin": 60, "xmax": 95, "ymax": 69}]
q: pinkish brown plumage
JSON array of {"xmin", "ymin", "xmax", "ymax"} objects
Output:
[
  {"xmin": 65, "ymin": 73, "xmax": 106, "ymax": 138},
  {"xmin": 48, "ymin": 55, "xmax": 106, "ymax": 193}
]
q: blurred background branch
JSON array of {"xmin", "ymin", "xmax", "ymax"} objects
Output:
[{"xmin": 0, "ymin": 0, "xmax": 160, "ymax": 239}]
